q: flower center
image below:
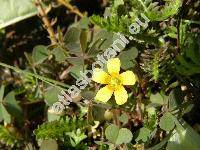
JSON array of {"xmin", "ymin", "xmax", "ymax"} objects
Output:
[{"xmin": 108, "ymin": 76, "xmax": 121, "ymax": 89}]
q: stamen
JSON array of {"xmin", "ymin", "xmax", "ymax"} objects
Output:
[{"xmin": 108, "ymin": 76, "xmax": 122, "ymax": 89}]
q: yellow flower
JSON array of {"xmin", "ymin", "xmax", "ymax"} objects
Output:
[{"xmin": 92, "ymin": 58, "xmax": 136, "ymax": 105}]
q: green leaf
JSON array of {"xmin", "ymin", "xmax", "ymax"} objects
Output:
[
  {"xmin": 167, "ymin": 119, "xmax": 200, "ymax": 150},
  {"xmin": 81, "ymin": 91, "xmax": 95, "ymax": 100},
  {"xmin": 150, "ymin": 93, "xmax": 164, "ymax": 106},
  {"xmin": 66, "ymin": 129, "xmax": 87, "ymax": 147},
  {"xmin": 52, "ymin": 47, "xmax": 67, "ymax": 62},
  {"xmin": 4, "ymin": 91, "xmax": 23, "ymax": 119},
  {"xmin": 105, "ymin": 124, "xmax": 133, "ymax": 145},
  {"xmin": 70, "ymin": 65, "xmax": 84, "ymax": 79},
  {"xmin": 119, "ymin": 47, "xmax": 138, "ymax": 70},
  {"xmin": 64, "ymin": 27, "xmax": 81, "ymax": 44},
  {"xmin": 80, "ymin": 29, "xmax": 88, "ymax": 53},
  {"xmin": 147, "ymin": 133, "xmax": 171, "ymax": 150},
  {"xmin": 135, "ymin": 127, "xmax": 151, "ymax": 142},
  {"xmin": 44, "ymin": 86, "xmax": 60, "ymax": 106},
  {"xmin": 168, "ymin": 88, "xmax": 184, "ymax": 110},
  {"xmin": 176, "ymin": 34, "xmax": 200, "ymax": 76},
  {"xmin": 0, "ymin": 104, "xmax": 11, "ymax": 123},
  {"xmin": 47, "ymin": 111, "xmax": 60, "ymax": 122},
  {"xmin": 66, "ymin": 42, "xmax": 81, "ymax": 55},
  {"xmin": 114, "ymin": 0, "xmax": 124, "ymax": 8},
  {"xmin": 119, "ymin": 113, "xmax": 128, "ymax": 125},
  {"xmin": 79, "ymin": 17, "xmax": 90, "ymax": 29},
  {"xmin": 146, "ymin": 0, "xmax": 182, "ymax": 21},
  {"xmin": 115, "ymin": 128, "xmax": 133, "ymax": 145},
  {"xmin": 159, "ymin": 112, "xmax": 175, "ymax": 131},
  {"xmin": 92, "ymin": 106, "xmax": 105, "ymax": 121},
  {"xmin": 105, "ymin": 124, "xmax": 119, "ymax": 143},
  {"xmin": 32, "ymin": 45, "xmax": 49, "ymax": 64},
  {"xmin": 0, "ymin": 89, "xmax": 12, "ymax": 123},
  {"xmin": 0, "ymin": 85, "xmax": 5, "ymax": 122},
  {"xmin": 0, "ymin": 0, "xmax": 45, "ymax": 29},
  {"xmin": 64, "ymin": 26, "xmax": 86, "ymax": 56},
  {"xmin": 0, "ymin": 125, "xmax": 19, "ymax": 147},
  {"xmin": 92, "ymin": 29, "xmax": 114, "ymax": 50},
  {"xmin": 0, "ymin": 85, "xmax": 5, "ymax": 100},
  {"xmin": 67, "ymin": 57, "xmax": 85, "ymax": 78},
  {"xmin": 67, "ymin": 57, "xmax": 84, "ymax": 66}
]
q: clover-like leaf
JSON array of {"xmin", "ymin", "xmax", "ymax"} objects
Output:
[
  {"xmin": 105, "ymin": 124, "xmax": 133, "ymax": 145},
  {"xmin": 115, "ymin": 128, "xmax": 133, "ymax": 145},
  {"xmin": 105, "ymin": 124, "xmax": 119, "ymax": 143},
  {"xmin": 135, "ymin": 127, "xmax": 151, "ymax": 142},
  {"xmin": 159, "ymin": 112, "xmax": 175, "ymax": 131}
]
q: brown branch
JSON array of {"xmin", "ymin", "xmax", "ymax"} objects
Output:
[
  {"xmin": 113, "ymin": 109, "xmax": 121, "ymax": 127},
  {"xmin": 136, "ymin": 93, "xmax": 143, "ymax": 122},
  {"xmin": 35, "ymin": 0, "xmax": 57, "ymax": 45},
  {"xmin": 57, "ymin": 0, "xmax": 84, "ymax": 18},
  {"xmin": 134, "ymin": 62, "xmax": 146, "ymax": 123}
]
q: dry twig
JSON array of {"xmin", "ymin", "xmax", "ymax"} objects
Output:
[
  {"xmin": 35, "ymin": 0, "xmax": 57, "ymax": 44},
  {"xmin": 57, "ymin": 0, "xmax": 84, "ymax": 17}
]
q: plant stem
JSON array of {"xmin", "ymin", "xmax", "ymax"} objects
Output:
[
  {"xmin": 35, "ymin": 0, "xmax": 57, "ymax": 45},
  {"xmin": 113, "ymin": 109, "xmax": 120, "ymax": 127},
  {"xmin": 136, "ymin": 93, "xmax": 143, "ymax": 122},
  {"xmin": 0, "ymin": 62, "xmax": 70, "ymax": 89},
  {"xmin": 134, "ymin": 62, "xmax": 145, "ymax": 123},
  {"xmin": 137, "ymin": 0, "xmax": 148, "ymax": 12},
  {"xmin": 57, "ymin": 0, "xmax": 84, "ymax": 17}
]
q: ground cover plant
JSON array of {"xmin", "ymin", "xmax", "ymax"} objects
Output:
[{"xmin": 0, "ymin": 0, "xmax": 200, "ymax": 149}]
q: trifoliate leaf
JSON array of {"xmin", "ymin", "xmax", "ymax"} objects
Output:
[{"xmin": 105, "ymin": 124, "xmax": 133, "ymax": 145}]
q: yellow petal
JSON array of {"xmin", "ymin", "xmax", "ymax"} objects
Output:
[
  {"xmin": 92, "ymin": 68, "xmax": 110, "ymax": 84},
  {"xmin": 107, "ymin": 58, "xmax": 121, "ymax": 75},
  {"xmin": 114, "ymin": 86, "xmax": 128, "ymax": 105},
  {"xmin": 95, "ymin": 85, "xmax": 113, "ymax": 103},
  {"xmin": 120, "ymin": 71, "xmax": 136, "ymax": 85}
]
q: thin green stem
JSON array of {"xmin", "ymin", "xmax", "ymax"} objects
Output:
[
  {"xmin": 0, "ymin": 62, "xmax": 70, "ymax": 90},
  {"xmin": 183, "ymin": 19, "xmax": 200, "ymax": 25},
  {"xmin": 137, "ymin": 0, "xmax": 148, "ymax": 12}
]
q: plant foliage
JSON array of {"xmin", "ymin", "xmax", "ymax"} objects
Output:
[{"xmin": 0, "ymin": 0, "xmax": 200, "ymax": 149}]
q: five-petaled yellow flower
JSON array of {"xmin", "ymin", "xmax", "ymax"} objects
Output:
[{"xmin": 92, "ymin": 58, "xmax": 136, "ymax": 105}]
